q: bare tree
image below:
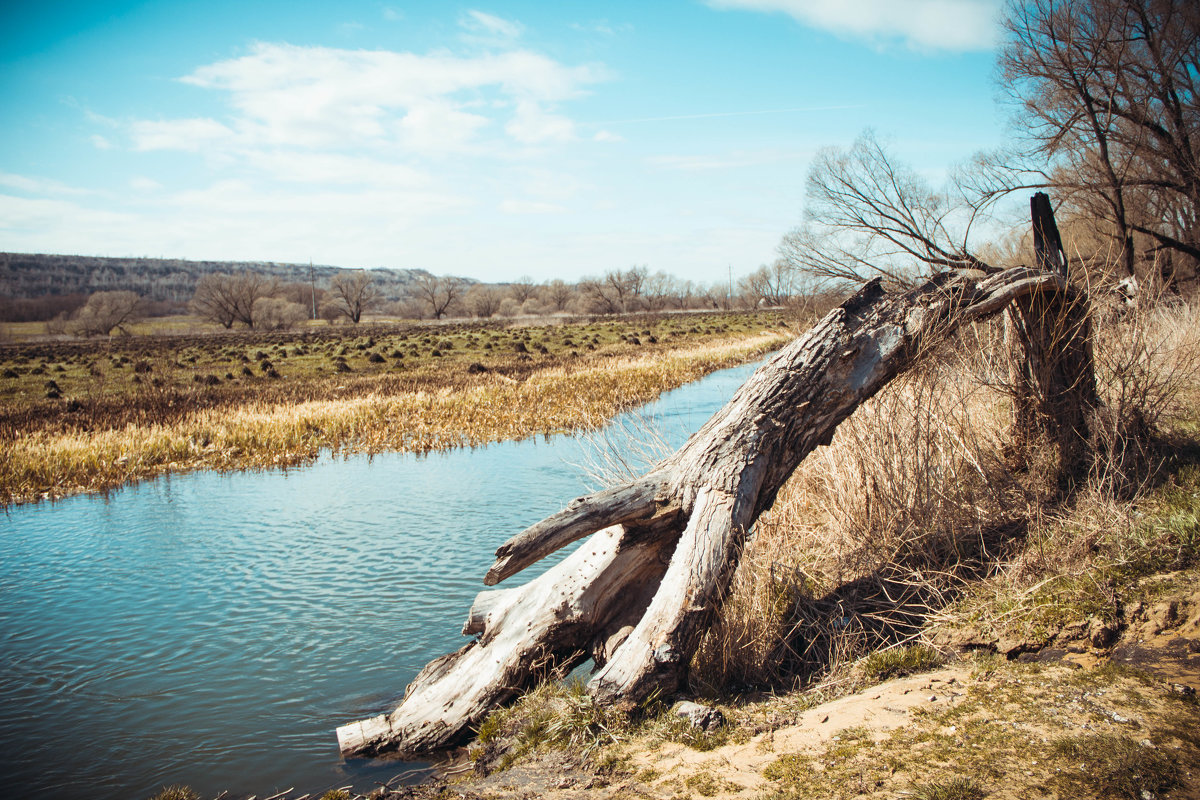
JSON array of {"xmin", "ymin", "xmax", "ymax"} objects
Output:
[
  {"xmin": 780, "ymin": 131, "xmax": 994, "ymax": 289},
  {"xmin": 642, "ymin": 271, "xmax": 677, "ymax": 311},
  {"xmin": 576, "ymin": 277, "xmax": 619, "ymax": 314},
  {"xmin": 328, "ymin": 270, "xmax": 384, "ymax": 324},
  {"xmin": 255, "ymin": 297, "xmax": 308, "ymax": 331},
  {"xmin": 410, "ymin": 274, "xmax": 465, "ymax": 320},
  {"xmin": 993, "ymin": 0, "xmax": 1199, "ymax": 282},
  {"xmin": 542, "ymin": 279, "xmax": 574, "ymax": 312},
  {"xmin": 465, "ymin": 285, "xmax": 503, "ymax": 319},
  {"xmin": 189, "ymin": 272, "xmax": 277, "ymax": 329},
  {"xmin": 507, "ymin": 276, "xmax": 538, "ymax": 304},
  {"xmin": 69, "ymin": 291, "xmax": 144, "ymax": 336},
  {"xmin": 739, "ymin": 260, "xmax": 798, "ymax": 307},
  {"xmin": 604, "ymin": 270, "xmax": 636, "ymax": 312}
]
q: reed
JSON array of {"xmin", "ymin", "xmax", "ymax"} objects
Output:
[{"xmin": 0, "ymin": 331, "xmax": 788, "ymax": 505}]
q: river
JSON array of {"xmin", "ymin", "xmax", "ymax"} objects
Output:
[{"xmin": 0, "ymin": 360, "xmax": 762, "ymax": 799}]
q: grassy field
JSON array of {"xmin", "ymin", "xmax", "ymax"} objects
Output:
[{"xmin": 0, "ymin": 310, "xmax": 794, "ymax": 505}]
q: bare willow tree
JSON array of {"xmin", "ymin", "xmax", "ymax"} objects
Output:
[
  {"xmin": 779, "ymin": 130, "xmax": 995, "ymax": 289},
  {"xmin": 982, "ymin": 0, "xmax": 1199, "ymax": 284},
  {"xmin": 189, "ymin": 272, "xmax": 278, "ymax": 329},
  {"xmin": 69, "ymin": 291, "xmax": 144, "ymax": 336},
  {"xmin": 463, "ymin": 285, "xmax": 502, "ymax": 318},
  {"xmin": 328, "ymin": 270, "xmax": 383, "ymax": 324},
  {"xmin": 410, "ymin": 273, "xmax": 465, "ymax": 320},
  {"xmin": 739, "ymin": 259, "xmax": 798, "ymax": 307},
  {"xmin": 507, "ymin": 275, "xmax": 538, "ymax": 304}
]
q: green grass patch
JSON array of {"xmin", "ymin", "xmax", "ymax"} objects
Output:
[{"xmin": 859, "ymin": 645, "xmax": 944, "ymax": 683}]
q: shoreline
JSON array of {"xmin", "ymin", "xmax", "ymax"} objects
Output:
[{"xmin": 1, "ymin": 328, "xmax": 789, "ymax": 507}]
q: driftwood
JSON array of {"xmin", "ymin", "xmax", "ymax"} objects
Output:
[{"xmin": 336, "ymin": 265, "xmax": 1087, "ymax": 757}]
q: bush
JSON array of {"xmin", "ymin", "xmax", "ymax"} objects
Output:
[{"xmin": 255, "ymin": 297, "xmax": 307, "ymax": 331}]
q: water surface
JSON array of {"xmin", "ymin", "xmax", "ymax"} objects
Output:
[{"xmin": 0, "ymin": 360, "xmax": 760, "ymax": 799}]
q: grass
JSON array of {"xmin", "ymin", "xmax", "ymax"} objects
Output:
[
  {"xmin": 758, "ymin": 657, "xmax": 1199, "ymax": 800},
  {"xmin": 910, "ymin": 777, "xmax": 986, "ymax": 800},
  {"xmin": 688, "ymin": 291, "xmax": 1200, "ymax": 695},
  {"xmin": 472, "ymin": 679, "xmax": 630, "ymax": 772},
  {"xmin": 0, "ymin": 311, "xmax": 792, "ymax": 504},
  {"xmin": 1050, "ymin": 733, "xmax": 1180, "ymax": 799},
  {"xmin": 147, "ymin": 787, "xmax": 200, "ymax": 800},
  {"xmin": 471, "ymin": 677, "xmax": 746, "ymax": 777},
  {"xmin": 858, "ymin": 644, "xmax": 944, "ymax": 683}
]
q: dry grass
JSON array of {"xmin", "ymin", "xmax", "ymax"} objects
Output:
[
  {"xmin": 691, "ymin": 290, "xmax": 1200, "ymax": 694},
  {"xmin": 0, "ymin": 325, "xmax": 789, "ymax": 505}
]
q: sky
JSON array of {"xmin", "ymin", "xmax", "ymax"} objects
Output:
[{"xmin": 0, "ymin": 0, "xmax": 1010, "ymax": 285}]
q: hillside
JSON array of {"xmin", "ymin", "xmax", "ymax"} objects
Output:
[{"xmin": 0, "ymin": 252, "xmax": 459, "ymax": 304}]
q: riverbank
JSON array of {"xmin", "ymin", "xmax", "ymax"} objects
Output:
[
  {"xmin": 289, "ymin": 416, "xmax": 1200, "ymax": 800},
  {"xmin": 0, "ymin": 311, "xmax": 791, "ymax": 505},
  {"xmin": 249, "ymin": 296, "xmax": 1198, "ymax": 800}
]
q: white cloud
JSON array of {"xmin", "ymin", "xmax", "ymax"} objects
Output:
[
  {"xmin": 593, "ymin": 130, "xmax": 623, "ymax": 142},
  {"xmin": 505, "ymin": 101, "xmax": 575, "ymax": 144},
  {"xmin": 0, "ymin": 172, "xmax": 99, "ymax": 196},
  {"xmin": 91, "ymin": 134, "xmax": 113, "ymax": 150},
  {"xmin": 397, "ymin": 102, "xmax": 492, "ymax": 152},
  {"xmin": 129, "ymin": 176, "xmax": 161, "ymax": 192},
  {"xmin": 707, "ymin": 0, "xmax": 1001, "ymax": 51},
  {"xmin": 499, "ymin": 199, "xmax": 565, "ymax": 214},
  {"xmin": 246, "ymin": 151, "xmax": 429, "ymax": 187},
  {"xmin": 0, "ymin": 193, "xmax": 141, "ymax": 249},
  {"xmin": 461, "ymin": 10, "xmax": 524, "ymax": 39},
  {"xmin": 165, "ymin": 43, "xmax": 602, "ymax": 154},
  {"xmin": 131, "ymin": 118, "xmax": 236, "ymax": 151}
]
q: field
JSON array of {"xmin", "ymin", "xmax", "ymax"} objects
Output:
[{"xmin": 0, "ymin": 310, "xmax": 794, "ymax": 505}]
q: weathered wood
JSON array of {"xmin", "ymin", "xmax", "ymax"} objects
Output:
[
  {"xmin": 1010, "ymin": 194, "xmax": 1100, "ymax": 480},
  {"xmin": 337, "ymin": 265, "xmax": 1087, "ymax": 757},
  {"xmin": 336, "ymin": 523, "xmax": 675, "ymax": 755}
]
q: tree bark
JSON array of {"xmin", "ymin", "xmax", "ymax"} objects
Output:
[
  {"xmin": 1009, "ymin": 194, "xmax": 1100, "ymax": 482},
  {"xmin": 337, "ymin": 266, "xmax": 1092, "ymax": 757}
]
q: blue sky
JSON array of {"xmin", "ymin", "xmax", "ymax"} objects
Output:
[{"xmin": 1, "ymin": 0, "xmax": 1008, "ymax": 284}]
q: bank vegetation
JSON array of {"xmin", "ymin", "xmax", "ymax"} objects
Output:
[{"xmin": 0, "ymin": 311, "xmax": 795, "ymax": 506}]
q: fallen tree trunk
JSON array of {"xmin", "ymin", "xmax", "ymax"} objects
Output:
[{"xmin": 337, "ymin": 265, "xmax": 1090, "ymax": 757}]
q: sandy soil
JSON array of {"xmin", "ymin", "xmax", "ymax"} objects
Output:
[{"xmin": 415, "ymin": 581, "xmax": 1200, "ymax": 800}]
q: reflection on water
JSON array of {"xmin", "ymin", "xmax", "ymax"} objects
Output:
[{"xmin": 0, "ymin": 360, "xmax": 761, "ymax": 799}]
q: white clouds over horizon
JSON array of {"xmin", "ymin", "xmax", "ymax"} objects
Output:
[
  {"xmin": 153, "ymin": 41, "xmax": 604, "ymax": 155},
  {"xmin": 0, "ymin": 2, "xmax": 1007, "ymax": 282},
  {"xmin": 707, "ymin": 0, "xmax": 1002, "ymax": 51},
  {"xmin": 461, "ymin": 10, "xmax": 525, "ymax": 40}
]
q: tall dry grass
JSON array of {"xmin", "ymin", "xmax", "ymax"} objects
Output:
[
  {"xmin": 690, "ymin": 288, "xmax": 1200, "ymax": 694},
  {"xmin": 0, "ymin": 333, "xmax": 787, "ymax": 505}
]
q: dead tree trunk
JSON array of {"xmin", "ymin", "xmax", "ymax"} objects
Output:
[
  {"xmin": 336, "ymin": 266, "xmax": 1092, "ymax": 757},
  {"xmin": 1008, "ymin": 193, "xmax": 1100, "ymax": 482}
]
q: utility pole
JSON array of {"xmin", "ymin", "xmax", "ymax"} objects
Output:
[
  {"xmin": 727, "ymin": 264, "xmax": 733, "ymax": 310},
  {"xmin": 309, "ymin": 260, "xmax": 317, "ymax": 320}
]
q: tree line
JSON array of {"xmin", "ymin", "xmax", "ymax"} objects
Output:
[
  {"xmin": 781, "ymin": 0, "xmax": 1197, "ymax": 296},
  {"xmin": 181, "ymin": 264, "xmax": 813, "ymax": 332},
  {"xmin": 2, "ymin": 261, "xmax": 818, "ymax": 337}
]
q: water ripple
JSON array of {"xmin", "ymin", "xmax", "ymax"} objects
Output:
[{"xmin": 0, "ymin": 361, "xmax": 760, "ymax": 800}]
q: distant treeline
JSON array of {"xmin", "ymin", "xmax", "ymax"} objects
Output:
[{"xmin": 0, "ymin": 253, "xmax": 437, "ymax": 307}]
